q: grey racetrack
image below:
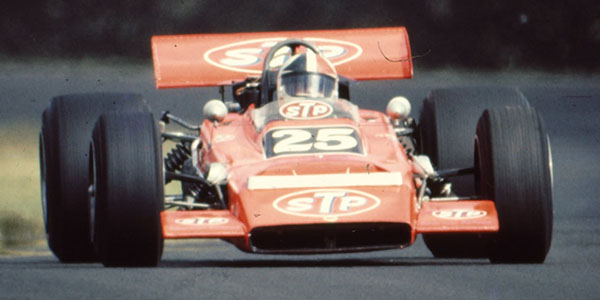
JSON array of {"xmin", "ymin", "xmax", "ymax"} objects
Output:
[{"xmin": 1, "ymin": 60, "xmax": 599, "ymax": 299}]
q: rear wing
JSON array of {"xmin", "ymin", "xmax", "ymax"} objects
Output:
[{"xmin": 152, "ymin": 27, "xmax": 412, "ymax": 89}]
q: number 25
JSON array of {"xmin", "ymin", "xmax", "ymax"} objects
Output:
[{"xmin": 272, "ymin": 128, "xmax": 358, "ymax": 154}]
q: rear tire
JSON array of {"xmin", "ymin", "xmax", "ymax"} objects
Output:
[
  {"xmin": 476, "ymin": 106, "xmax": 553, "ymax": 263},
  {"xmin": 91, "ymin": 112, "xmax": 164, "ymax": 267},
  {"xmin": 40, "ymin": 93, "xmax": 148, "ymax": 262},
  {"xmin": 418, "ymin": 87, "xmax": 529, "ymax": 258}
]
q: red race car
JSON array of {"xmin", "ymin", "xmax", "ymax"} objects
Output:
[{"xmin": 39, "ymin": 27, "xmax": 552, "ymax": 267}]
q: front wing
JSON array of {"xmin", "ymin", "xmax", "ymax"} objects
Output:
[{"xmin": 161, "ymin": 199, "xmax": 499, "ymax": 251}]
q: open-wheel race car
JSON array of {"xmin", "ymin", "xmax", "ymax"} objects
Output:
[{"xmin": 39, "ymin": 27, "xmax": 553, "ymax": 267}]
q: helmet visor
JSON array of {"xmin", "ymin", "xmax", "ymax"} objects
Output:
[{"xmin": 280, "ymin": 72, "xmax": 336, "ymax": 99}]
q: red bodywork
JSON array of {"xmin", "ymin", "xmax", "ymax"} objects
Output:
[
  {"xmin": 154, "ymin": 27, "xmax": 499, "ymax": 254},
  {"xmin": 152, "ymin": 27, "xmax": 413, "ymax": 88}
]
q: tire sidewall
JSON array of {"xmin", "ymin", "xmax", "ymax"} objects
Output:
[{"xmin": 476, "ymin": 107, "xmax": 553, "ymax": 263}]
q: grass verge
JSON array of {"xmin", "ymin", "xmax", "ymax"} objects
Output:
[{"xmin": 0, "ymin": 122, "xmax": 45, "ymax": 253}]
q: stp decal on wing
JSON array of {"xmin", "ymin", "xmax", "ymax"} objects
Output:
[{"xmin": 151, "ymin": 27, "xmax": 412, "ymax": 88}]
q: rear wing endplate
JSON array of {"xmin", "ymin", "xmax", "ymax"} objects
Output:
[{"xmin": 152, "ymin": 27, "xmax": 412, "ymax": 88}]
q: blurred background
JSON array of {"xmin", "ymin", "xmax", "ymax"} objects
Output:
[{"xmin": 1, "ymin": 0, "xmax": 599, "ymax": 70}]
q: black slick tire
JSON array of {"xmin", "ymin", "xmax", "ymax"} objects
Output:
[
  {"xmin": 91, "ymin": 112, "xmax": 164, "ymax": 267},
  {"xmin": 418, "ymin": 87, "xmax": 530, "ymax": 258},
  {"xmin": 39, "ymin": 93, "xmax": 148, "ymax": 262},
  {"xmin": 475, "ymin": 106, "xmax": 553, "ymax": 263}
]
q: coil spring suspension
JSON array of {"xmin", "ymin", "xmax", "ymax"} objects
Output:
[
  {"xmin": 164, "ymin": 142, "xmax": 191, "ymax": 178},
  {"xmin": 164, "ymin": 141, "xmax": 219, "ymax": 208}
]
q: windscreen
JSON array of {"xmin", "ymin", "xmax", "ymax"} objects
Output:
[{"xmin": 252, "ymin": 98, "xmax": 360, "ymax": 131}]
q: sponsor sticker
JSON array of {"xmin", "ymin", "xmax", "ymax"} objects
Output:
[
  {"xmin": 432, "ymin": 209, "xmax": 487, "ymax": 220},
  {"xmin": 273, "ymin": 189, "xmax": 380, "ymax": 220},
  {"xmin": 175, "ymin": 217, "xmax": 229, "ymax": 225},
  {"xmin": 204, "ymin": 37, "xmax": 363, "ymax": 74},
  {"xmin": 279, "ymin": 100, "xmax": 333, "ymax": 120}
]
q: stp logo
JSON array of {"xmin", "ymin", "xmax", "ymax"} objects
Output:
[
  {"xmin": 175, "ymin": 217, "xmax": 229, "ymax": 225},
  {"xmin": 432, "ymin": 209, "xmax": 487, "ymax": 220},
  {"xmin": 279, "ymin": 100, "xmax": 333, "ymax": 120},
  {"xmin": 273, "ymin": 189, "xmax": 381, "ymax": 220},
  {"xmin": 204, "ymin": 37, "xmax": 363, "ymax": 74}
]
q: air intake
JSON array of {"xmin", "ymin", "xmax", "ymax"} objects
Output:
[{"xmin": 250, "ymin": 223, "xmax": 411, "ymax": 254}]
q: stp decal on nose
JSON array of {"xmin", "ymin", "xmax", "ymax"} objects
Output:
[
  {"xmin": 279, "ymin": 100, "xmax": 333, "ymax": 120},
  {"xmin": 273, "ymin": 189, "xmax": 380, "ymax": 221}
]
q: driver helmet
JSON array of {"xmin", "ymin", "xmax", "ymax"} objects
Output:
[{"xmin": 277, "ymin": 50, "xmax": 338, "ymax": 100}]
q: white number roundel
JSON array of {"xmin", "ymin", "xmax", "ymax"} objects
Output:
[{"xmin": 265, "ymin": 126, "xmax": 363, "ymax": 157}]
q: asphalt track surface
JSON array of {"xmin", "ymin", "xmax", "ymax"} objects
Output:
[{"xmin": 1, "ymin": 61, "xmax": 599, "ymax": 299}]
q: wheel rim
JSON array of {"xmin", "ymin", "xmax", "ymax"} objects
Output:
[
  {"xmin": 547, "ymin": 134, "xmax": 554, "ymax": 191},
  {"xmin": 38, "ymin": 133, "xmax": 48, "ymax": 233},
  {"xmin": 89, "ymin": 143, "xmax": 97, "ymax": 244}
]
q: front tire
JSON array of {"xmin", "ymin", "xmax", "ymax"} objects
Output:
[
  {"xmin": 40, "ymin": 93, "xmax": 148, "ymax": 262},
  {"xmin": 476, "ymin": 106, "xmax": 553, "ymax": 263},
  {"xmin": 418, "ymin": 87, "xmax": 530, "ymax": 258},
  {"xmin": 91, "ymin": 112, "xmax": 164, "ymax": 267}
]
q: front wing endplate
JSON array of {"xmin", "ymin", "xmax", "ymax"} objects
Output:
[
  {"xmin": 416, "ymin": 200, "xmax": 499, "ymax": 233},
  {"xmin": 162, "ymin": 210, "xmax": 247, "ymax": 239}
]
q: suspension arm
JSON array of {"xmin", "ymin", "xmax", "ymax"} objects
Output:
[
  {"xmin": 165, "ymin": 171, "xmax": 209, "ymax": 186},
  {"xmin": 436, "ymin": 167, "xmax": 475, "ymax": 178}
]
